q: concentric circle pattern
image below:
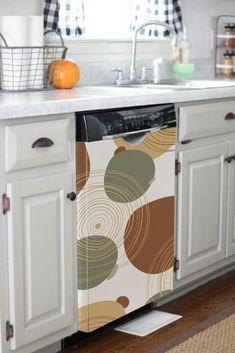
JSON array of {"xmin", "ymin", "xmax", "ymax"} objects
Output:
[
  {"xmin": 77, "ymin": 236, "xmax": 118, "ymax": 289},
  {"xmin": 114, "ymin": 128, "xmax": 176, "ymax": 159},
  {"xmin": 78, "ymin": 301, "xmax": 126, "ymax": 332},
  {"xmin": 104, "ymin": 150, "xmax": 155, "ymax": 203},
  {"xmin": 124, "ymin": 197, "xmax": 174, "ymax": 274},
  {"xmin": 77, "ymin": 171, "xmax": 146, "ymax": 266}
]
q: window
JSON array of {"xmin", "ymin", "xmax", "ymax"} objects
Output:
[
  {"xmin": 58, "ymin": 0, "xmax": 133, "ymax": 38},
  {"xmin": 57, "ymin": 0, "xmax": 183, "ymax": 39}
]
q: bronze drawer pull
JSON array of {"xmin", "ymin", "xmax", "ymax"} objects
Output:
[
  {"xmin": 225, "ymin": 112, "xmax": 235, "ymax": 120},
  {"xmin": 32, "ymin": 137, "xmax": 54, "ymax": 148}
]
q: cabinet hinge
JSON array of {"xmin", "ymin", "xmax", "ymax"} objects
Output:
[
  {"xmin": 2, "ymin": 194, "xmax": 10, "ymax": 215},
  {"xmin": 6, "ymin": 321, "xmax": 14, "ymax": 341},
  {"xmin": 174, "ymin": 258, "xmax": 180, "ymax": 272},
  {"xmin": 175, "ymin": 160, "xmax": 181, "ymax": 175}
]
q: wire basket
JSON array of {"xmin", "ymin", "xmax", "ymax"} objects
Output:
[{"xmin": 0, "ymin": 30, "xmax": 68, "ymax": 92}]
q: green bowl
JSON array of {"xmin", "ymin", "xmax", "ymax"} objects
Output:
[{"xmin": 172, "ymin": 63, "xmax": 195, "ymax": 81}]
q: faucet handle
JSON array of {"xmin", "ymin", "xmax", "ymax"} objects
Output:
[
  {"xmin": 112, "ymin": 68, "xmax": 123, "ymax": 85},
  {"xmin": 140, "ymin": 66, "xmax": 152, "ymax": 82}
]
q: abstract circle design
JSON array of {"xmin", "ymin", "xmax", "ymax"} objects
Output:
[
  {"xmin": 114, "ymin": 127, "xmax": 176, "ymax": 159},
  {"xmin": 77, "ymin": 171, "xmax": 146, "ymax": 267},
  {"xmin": 77, "ymin": 236, "xmax": 118, "ymax": 289},
  {"xmin": 76, "ymin": 142, "xmax": 90, "ymax": 194},
  {"xmin": 104, "ymin": 150, "xmax": 155, "ymax": 203},
  {"xmin": 146, "ymin": 268, "xmax": 173, "ymax": 301},
  {"xmin": 124, "ymin": 197, "xmax": 174, "ymax": 274},
  {"xmin": 78, "ymin": 301, "xmax": 126, "ymax": 332}
]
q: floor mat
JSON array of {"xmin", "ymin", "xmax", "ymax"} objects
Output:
[{"xmin": 115, "ymin": 310, "xmax": 182, "ymax": 337}]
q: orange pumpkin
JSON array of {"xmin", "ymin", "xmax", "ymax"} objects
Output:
[{"xmin": 49, "ymin": 59, "xmax": 80, "ymax": 89}]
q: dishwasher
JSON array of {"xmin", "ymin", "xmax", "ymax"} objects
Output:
[{"xmin": 75, "ymin": 104, "xmax": 176, "ymax": 332}]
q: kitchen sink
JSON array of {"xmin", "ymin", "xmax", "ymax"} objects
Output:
[{"xmin": 117, "ymin": 79, "xmax": 235, "ymax": 90}]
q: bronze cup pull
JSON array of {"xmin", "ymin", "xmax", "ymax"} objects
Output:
[
  {"xmin": 32, "ymin": 137, "xmax": 54, "ymax": 148},
  {"xmin": 225, "ymin": 112, "xmax": 235, "ymax": 120}
]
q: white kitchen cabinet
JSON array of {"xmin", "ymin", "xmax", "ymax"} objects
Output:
[
  {"xmin": 0, "ymin": 114, "xmax": 77, "ymax": 353},
  {"xmin": 176, "ymin": 100, "xmax": 235, "ymax": 283},
  {"xmin": 176, "ymin": 143, "xmax": 227, "ymax": 279},
  {"xmin": 226, "ymin": 140, "xmax": 235, "ymax": 257}
]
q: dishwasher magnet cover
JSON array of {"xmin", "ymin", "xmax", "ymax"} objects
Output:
[{"xmin": 76, "ymin": 127, "xmax": 176, "ymax": 332}]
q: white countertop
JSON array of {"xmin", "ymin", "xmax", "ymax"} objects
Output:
[{"xmin": 1, "ymin": 85, "xmax": 235, "ymax": 120}]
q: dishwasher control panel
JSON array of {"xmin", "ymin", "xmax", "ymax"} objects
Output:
[{"xmin": 76, "ymin": 104, "xmax": 176, "ymax": 142}]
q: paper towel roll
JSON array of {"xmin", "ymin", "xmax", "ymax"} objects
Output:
[
  {"xmin": 28, "ymin": 16, "xmax": 44, "ymax": 89},
  {"xmin": 0, "ymin": 16, "xmax": 31, "ymax": 90},
  {"xmin": 0, "ymin": 16, "xmax": 44, "ymax": 90},
  {"xmin": 0, "ymin": 16, "xmax": 31, "ymax": 46}
]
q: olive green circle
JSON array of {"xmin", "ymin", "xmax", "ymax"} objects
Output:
[
  {"xmin": 104, "ymin": 150, "xmax": 155, "ymax": 203},
  {"xmin": 77, "ymin": 235, "xmax": 118, "ymax": 289}
]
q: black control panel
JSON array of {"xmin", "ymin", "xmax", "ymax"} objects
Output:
[{"xmin": 76, "ymin": 104, "xmax": 176, "ymax": 142}]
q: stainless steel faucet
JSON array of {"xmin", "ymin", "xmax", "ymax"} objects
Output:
[
  {"xmin": 112, "ymin": 20, "xmax": 176, "ymax": 85},
  {"xmin": 129, "ymin": 20, "xmax": 176, "ymax": 82}
]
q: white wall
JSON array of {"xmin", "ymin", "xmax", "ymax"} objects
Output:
[
  {"xmin": 0, "ymin": 0, "xmax": 43, "ymax": 15},
  {"xmin": 1, "ymin": 0, "xmax": 235, "ymax": 84},
  {"xmin": 181, "ymin": 0, "xmax": 235, "ymax": 59}
]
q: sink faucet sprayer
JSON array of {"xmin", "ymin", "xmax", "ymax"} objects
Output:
[{"xmin": 112, "ymin": 20, "xmax": 177, "ymax": 85}]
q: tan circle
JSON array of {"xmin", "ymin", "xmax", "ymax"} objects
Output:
[{"xmin": 95, "ymin": 223, "xmax": 102, "ymax": 229}]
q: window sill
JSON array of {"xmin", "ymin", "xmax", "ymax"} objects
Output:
[{"xmin": 47, "ymin": 33, "xmax": 171, "ymax": 44}]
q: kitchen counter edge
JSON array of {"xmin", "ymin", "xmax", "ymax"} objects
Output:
[{"xmin": 1, "ymin": 85, "xmax": 235, "ymax": 120}]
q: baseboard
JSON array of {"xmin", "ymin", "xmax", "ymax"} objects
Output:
[
  {"xmin": 34, "ymin": 341, "xmax": 61, "ymax": 353},
  {"xmin": 157, "ymin": 263, "xmax": 235, "ymax": 307}
]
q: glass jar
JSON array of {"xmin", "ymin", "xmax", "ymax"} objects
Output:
[
  {"xmin": 230, "ymin": 24, "xmax": 235, "ymax": 48},
  {"xmin": 224, "ymin": 23, "xmax": 233, "ymax": 47},
  {"xmin": 222, "ymin": 50, "xmax": 233, "ymax": 77}
]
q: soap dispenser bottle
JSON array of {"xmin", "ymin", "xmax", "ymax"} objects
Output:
[{"xmin": 178, "ymin": 32, "xmax": 192, "ymax": 64}]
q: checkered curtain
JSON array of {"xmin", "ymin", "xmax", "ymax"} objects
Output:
[
  {"xmin": 43, "ymin": 0, "xmax": 60, "ymax": 30},
  {"xmin": 58, "ymin": 0, "xmax": 85, "ymax": 36},
  {"xmin": 131, "ymin": 0, "xmax": 183, "ymax": 37}
]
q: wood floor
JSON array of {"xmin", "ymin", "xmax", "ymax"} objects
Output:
[{"xmin": 62, "ymin": 270, "xmax": 235, "ymax": 353}]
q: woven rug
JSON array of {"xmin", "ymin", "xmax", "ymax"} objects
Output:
[{"xmin": 151, "ymin": 305, "xmax": 235, "ymax": 353}]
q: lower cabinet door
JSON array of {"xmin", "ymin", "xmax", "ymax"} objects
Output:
[
  {"xmin": 177, "ymin": 143, "xmax": 227, "ymax": 280},
  {"xmin": 6, "ymin": 172, "xmax": 76, "ymax": 350},
  {"xmin": 227, "ymin": 140, "xmax": 235, "ymax": 257}
]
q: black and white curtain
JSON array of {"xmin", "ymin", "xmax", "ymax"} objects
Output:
[
  {"xmin": 43, "ymin": 0, "xmax": 60, "ymax": 30},
  {"xmin": 58, "ymin": 0, "xmax": 85, "ymax": 36},
  {"xmin": 43, "ymin": 0, "xmax": 85, "ymax": 36},
  {"xmin": 43, "ymin": 0, "xmax": 183, "ymax": 37},
  {"xmin": 131, "ymin": 0, "xmax": 183, "ymax": 37}
]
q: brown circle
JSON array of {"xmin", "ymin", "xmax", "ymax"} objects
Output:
[
  {"xmin": 124, "ymin": 197, "xmax": 174, "ymax": 274},
  {"xmin": 114, "ymin": 146, "xmax": 126, "ymax": 155},
  {"xmin": 76, "ymin": 142, "xmax": 90, "ymax": 194},
  {"xmin": 116, "ymin": 296, "xmax": 129, "ymax": 308}
]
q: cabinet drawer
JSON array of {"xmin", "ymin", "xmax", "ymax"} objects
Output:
[
  {"xmin": 5, "ymin": 118, "xmax": 72, "ymax": 171},
  {"xmin": 179, "ymin": 100, "xmax": 235, "ymax": 142}
]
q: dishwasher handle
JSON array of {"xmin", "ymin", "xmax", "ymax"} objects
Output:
[{"xmin": 102, "ymin": 125, "xmax": 169, "ymax": 140}]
